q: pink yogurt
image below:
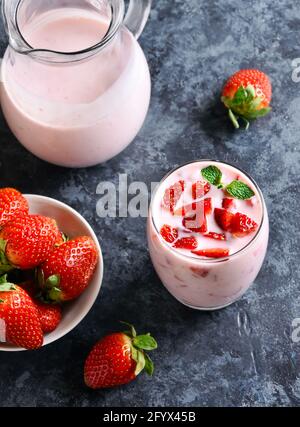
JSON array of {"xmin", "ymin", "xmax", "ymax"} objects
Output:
[{"xmin": 147, "ymin": 160, "xmax": 269, "ymax": 310}]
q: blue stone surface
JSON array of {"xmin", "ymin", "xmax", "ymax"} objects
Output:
[{"xmin": 0, "ymin": 0, "xmax": 299, "ymax": 407}]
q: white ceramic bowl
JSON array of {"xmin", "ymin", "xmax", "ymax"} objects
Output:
[{"xmin": 0, "ymin": 194, "xmax": 104, "ymax": 352}]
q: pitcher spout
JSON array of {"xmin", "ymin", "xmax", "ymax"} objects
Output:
[{"xmin": 1, "ymin": 0, "xmax": 31, "ymax": 54}]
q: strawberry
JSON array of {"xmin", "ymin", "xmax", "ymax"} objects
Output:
[
  {"xmin": 0, "ymin": 215, "xmax": 60, "ymax": 272},
  {"xmin": 204, "ymin": 198, "xmax": 212, "ymax": 215},
  {"xmin": 174, "ymin": 198, "xmax": 212, "ymax": 217},
  {"xmin": 182, "ymin": 214, "xmax": 207, "ymax": 233},
  {"xmin": 160, "ymin": 225, "xmax": 178, "ymax": 243},
  {"xmin": 35, "ymin": 302, "xmax": 62, "ymax": 333},
  {"xmin": 162, "ymin": 180, "xmax": 185, "ymax": 213},
  {"xmin": 204, "ymin": 232, "xmax": 226, "ymax": 241},
  {"xmin": 0, "ymin": 188, "xmax": 29, "ymax": 227},
  {"xmin": 18, "ymin": 280, "xmax": 62, "ymax": 333},
  {"xmin": 39, "ymin": 236, "xmax": 98, "ymax": 302},
  {"xmin": 214, "ymin": 208, "xmax": 234, "ymax": 231},
  {"xmin": 84, "ymin": 323, "xmax": 157, "ymax": 389},
  {"xmin": 173, "ymin": 236, "xmax": 198, "ymax": 250},
  {"xmin": 192, "ymin": 248, "xmax": 230, "ymax": 259},
  {"xmin": 0, "ymin": 276, "xmax": 43, "ymax": 349},
  {"xmin": 192, "ymin": 181, "xmax": 210, "ymax": 200},
  {"xmin": 222, "ymin": 198, "xmax": 235, "ymax": 210},
  {"xmin": 230, "ymin": 212, "xmax": 258, "ymax": 237},
  {"xmin": 221, "ymin": 69, "xmax": 272, "ymax": 129}
]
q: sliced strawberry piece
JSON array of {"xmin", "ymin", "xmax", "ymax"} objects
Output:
[
  {"xmin": 183, "ymin": 214, "xmax": 207, "ymax": 233},
  {"xmin": 192, "ymin": 248, "xmax": 230, "ymax": 258},
  {"xmin": 192, "ymin": 181, "xmax": 211, "ymax": 200},
  {"xmin": 163, "ymin": 180, "xmax": 185, "ymax": 213},
  {"xmin": 173, "ymin": 236, "xmax": 198, "ymax": 250},
  {"xmin": 204, "ymin": 198, "xmax": 212, "ymax": 215},
  {"xmin": 222, "ymin": 198, "xmax": 235, "ymax": 210},
  {"xmin": 230, "ymin": 212, "xmax": 258, "ymax": 237},
  {"xmin": 173, "ymin": 202, "xmax": 196, "ymax": 217},
  {"xmin": 214, "ymin": 208, "xmax": 234, "ymax": 231},
  {"xmin": 174, "ymin": 198, "xmax": 212, "ymax": 217},
  {"xmin": 204, "ymin": 232, "xmax": 226, "ymax": 241},
  {"xmin": 160, "ymin": 224, "xmax": 178, "ymax": 243}
]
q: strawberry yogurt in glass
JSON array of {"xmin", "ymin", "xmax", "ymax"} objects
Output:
[{"xmin": 147, "ymin": 160, "xmax": 269, "ymax": 310}]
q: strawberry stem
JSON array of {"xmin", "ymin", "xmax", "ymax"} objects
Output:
[
  {"xmin": 228, "ymin": 109, "xmax": 240, "ymax": 129},
  {"xmin": 48, "ymin": 286, "xmax": 62, "ymax": 302}
]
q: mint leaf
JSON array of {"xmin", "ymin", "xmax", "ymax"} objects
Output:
[
  {"xmin": 226, "ymin": 180, "xmax": 255, "ymax": 200},
  {"xmin": 133, "ymin": 334, "xmax": 158, "ymax": 351},
  {"xmin": 144, "ymin": 353, "xmax": 154, "ymax": 376},
  {"xmin": 201, "ymin": 165, "xmax": 222, "ymax": 186}
]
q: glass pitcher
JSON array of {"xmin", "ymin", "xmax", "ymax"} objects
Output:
[{"xmin": 0, "ymin": 0, "xmax": 152, "ymax": 167}]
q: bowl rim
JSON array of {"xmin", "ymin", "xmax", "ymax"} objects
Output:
[{"xmin": 0, "ymin": 194, "xmax": 104, "ymax": 352}]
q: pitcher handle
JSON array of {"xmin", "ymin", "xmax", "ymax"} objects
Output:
[{"xmin": 124, "ymin": 0, "xmax": 152, "ymax": 39}]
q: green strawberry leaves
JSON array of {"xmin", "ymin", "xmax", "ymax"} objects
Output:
[
  {"xmin": 46, "ymin": 274, "xmax": 60, "ymax": 288},
  {"xmin": 222, "ymin": 84, "xmax": 271, "ymax": 129},
  {"xmin": 0, "ymin": 275, "xmax": 16, "ymax": 292},
  {"xmin": 122, "ymin": 322, "xmax": 157, "ymax": 378},
  {"xmin": 201, "ymin": 166, "xmax": 223, "ymax": 187},
  {"xmin": 131, "ymin": 346, "xmax": 146, "ymax": 376},
  {"xmin": 201, "ymin": 165, "xmax": 255, "ymax": 200},
  {"xmin": 226, "ymin": 180, "xmax": 255, "ymax": 200},
  {"xmin": 121, "ymin": 321, "xmax": 137, "ymax": 338},
  {"xmin": 144, "ymin": 353, "xmax": 154, "ymax": 376},
  {"xmin": 133, "ymin": 334, "xmax": 158, "ymax": 351}
]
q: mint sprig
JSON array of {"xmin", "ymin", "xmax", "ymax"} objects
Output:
[
  {"xmin": 201, "ymin": 165, "xmax": 255, "ymax": 200},
  {"xmin": 226, "ymin": 180, "xmax": 255, "ymax": 200},
  {"xmin": 201, "ymin": 165, "xmax": 223, "ymax": 187}
]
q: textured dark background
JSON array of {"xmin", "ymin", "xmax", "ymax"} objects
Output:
[{"xmin": 0, "ymin": 0, "xmax": 299, "ymax": 407}]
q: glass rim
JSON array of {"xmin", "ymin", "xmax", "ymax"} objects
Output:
[
  {"xmin": 150, "ymin": 159, "xmax": 266, "ymax": 264},
  {"xmin": 14, "ymin": 0, "xmax": 124, "ymax": 59}
]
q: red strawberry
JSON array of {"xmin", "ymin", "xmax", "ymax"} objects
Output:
[
  {"xmin": 204, "ymin": 198, "xmax": 212, "ymax": 215},
  {"xmin": 0, "ymin": 215, "xmax": 60, "ymax": 272},
  {"xmin": 160, "ymin": 225, "xmax": 178, "ymax": 243},
  {"xmin": 222, "ymin": 69, "xmax": 272, "ymax": 129},
  {"xmin": 204, "ymin": 232, "xmax": 226, "ymax": 241},
  {"xmin": 222, "ymin": 198, "xmax": 235, "ymax": 210},
  {"xmin": 0, "ymin": 277, "xmax": 43, "ymax": 349},
  {"xmin": 162, "ymin": 180, "xmax": 185, "ymax": 213},
  {"xmin": 214, "ymin": 208, "xmax": 234, "ymax": 231},
  {"xmin": 18, "ymin": 280, "xmax": 62, "ymax": 333},
  {"xmin": 183, "ymin": 214, "xmax": 207, "ymax": 233},
  {"xmin": 84, "ymin": 323, "xmax": 157, "ymax": 389},
  {"xmin": 174, "ymin": 198, "xmax": 212, "ymax": 217},
  {"xmin": 192, "ymin": 248, "xmax": 230, "ymax": 259},
  {"xmin": 39, "ymin": 236, "xmax": 98, "ymax": 302},
  {"xmin": 35, "ymin": 302, "xmax": 62, "ymax": 333},
  {"xmin": 0, "ymin": 188, "xmax": 29, "ymax": 227},
  {"xmin": 192, "ymin": 181, "xmax": 210, "ymax": 200},
  {"xmin": 173, "ymin": 236, "xmax": 198, "ymax": 250},
  {"xmin": 230, "ymin": 212, "xmax": 258, "ymax": 237}
]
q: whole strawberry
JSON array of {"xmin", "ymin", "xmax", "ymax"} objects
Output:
[
  {"xmin": 0, "ymin": 215, "xmax": 60, "ymax": 273},
  {"xmin": 221, "ymin": 69, "xmax": 272, "ymax": 129},
  {"xmin": 0, "ymin": 188, "xmax": 29, "ymax": 226},
  {"xmin": 84, "ymin": 323, "xmax": 157, "ymax": 389},
  {"xmin": 0, "ymin": 276, "xmax": 43, "ymax": 350},
  {"xmin": 39, "ymin": 236, "xmax": 98, "ymax": 302}
]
